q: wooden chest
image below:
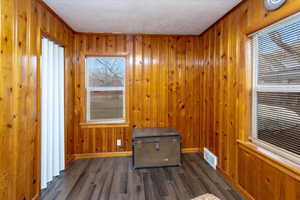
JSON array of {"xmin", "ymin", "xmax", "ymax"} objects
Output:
[{"xmin": 132, "ymin": 127, "xmax": 181, "ymax": 169}]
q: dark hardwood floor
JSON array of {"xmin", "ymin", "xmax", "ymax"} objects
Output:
[{"xmin": 41, "ymin": 153, "xmax": 242, "ymax": 200}]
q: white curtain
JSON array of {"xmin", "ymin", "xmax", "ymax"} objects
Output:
[{"xmin": 41, "ymin": 38, "xmax": 65, "ymax": 189}]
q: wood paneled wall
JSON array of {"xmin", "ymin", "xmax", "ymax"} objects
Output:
[
  {"xmin": 198, "ymin": 0, "xmax": 300, "ymax": 199},
  {"xmin": 238, "ymin": 142, "xmax": 300, "ymax": 200},
  {"xmin": 73, "ymin": 34, "xmax": 201, "ymax": 155},
  {"xmin": 2, "ymin": 0, "xmax": 300, "ymax": 199},
  {"xmin": 0, "ymin": 0, "xmax": 74, "ymax": 199},
  {"xmin": 198, "ymin": 0, "xmax": 249, "ymax": 180}
]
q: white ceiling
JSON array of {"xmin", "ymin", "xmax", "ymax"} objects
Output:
[{"xmin": 43, "ymin": 0, "xmax": 241, "ymax": 35}]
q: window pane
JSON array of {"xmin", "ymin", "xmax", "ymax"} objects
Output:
[
  {"xmin": 257, "ymin": 18, "xmax": 300, "ymax": 85},
  {"xmin": 90, "ymin": 90, "xmax": 124, "ymax": 120},
  {"xmin": 257, "ymin": 92, "xmax": 300, "ymax": 156},
  {"xmin": 87, "ymin": 57, "xmax": 125, "ymax": 87}
]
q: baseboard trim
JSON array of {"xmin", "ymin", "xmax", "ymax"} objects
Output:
[
  {"xmin": 73, "ymin": 148, "xmax": 200, "ymax": 159},
  {"xmin": 73, "ymin": 151, "xmax": 132, "ymax": 159},
  {"xmin": 66, "ymin": 154, "xmax": 75, "ymax": 167},
  {"xmin": 181, "ymin": 148, "xmax": 200, "ymax": 153}
]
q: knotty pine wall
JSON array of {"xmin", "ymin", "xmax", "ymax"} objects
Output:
[
  {"xmin": 0, "ymin": 0, "xmax": 74, "ymax": 199},
  {"xmin": 198, "ymin": 0, "xmax": 300, "ymax": 199},
  {"xmin": 2, "ymin": 0, "xmax": 300, "ymax": 199},
  {"xmin": 73, "ymin": 34, "xmax": 201, "ymax": 155}
]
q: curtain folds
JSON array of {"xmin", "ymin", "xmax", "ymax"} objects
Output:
[{"xmin": 41, "ymin": 38, "xmax": 65, "ymax": 189}]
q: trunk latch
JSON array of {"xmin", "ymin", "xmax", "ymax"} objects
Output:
[{"xmin": 155, "ymin": 143, "xmax": 160, "ymax": 151}]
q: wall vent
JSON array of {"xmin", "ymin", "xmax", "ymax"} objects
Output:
[{"xmin": 203, "ymin": 148, "xmax": 217, "ymax": 169}]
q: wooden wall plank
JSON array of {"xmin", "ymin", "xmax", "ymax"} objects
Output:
[
  {"xmin": 168, "ymin": 36, "xmax": 177, "ymax": 128},
  {"xmin": 0, "ymin": 1, "xmax": 17, "ymax": 199}
]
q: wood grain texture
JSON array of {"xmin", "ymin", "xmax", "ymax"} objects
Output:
[
  {"xmin": 198, "ymin": 0, "xmax": 300, "ymax": 199},
  {"xmin": 1, "ymin": 0, "xmax": 300, "ymax": 199},
  {"xmin": 246, "ymin": 0, "xmax": 300, "ymax": 35},
  {"xmin": 238, "ymin": 144, "xmax": 300, "ymax": 200},
  {"xmin": 41, "ymin": 154, "xmax": 242, "ymax": 200},
  {"xmin": 0, "ymin": 0, "xmax": 74, "ymax": 199},
  {"xmin": 73, "ymin": 34, "xmax": 201, "ymax": 154}
]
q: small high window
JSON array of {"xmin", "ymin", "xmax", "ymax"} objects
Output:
[
  {"xmin": 251, "ymin": 13, "xmax": 300, "ymax": 160},
  {"xmin": 85, "ymin": 56, "xmax": 126, "ymax": 123}
]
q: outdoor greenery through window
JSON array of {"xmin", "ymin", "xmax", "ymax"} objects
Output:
[
  {"xmin": 86, "ymin": 57, "xmax": 126, "ymax": 123},
  {"xmin": 251, "ymin": 12, "xmax": 300, "ymax": 159}
]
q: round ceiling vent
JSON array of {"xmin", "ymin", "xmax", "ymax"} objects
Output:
[{"xmin": 264, "ymin": 0, "xmax": 287, "ymax": 11}]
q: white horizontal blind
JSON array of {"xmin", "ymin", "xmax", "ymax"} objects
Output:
[
  {"xmin": 41, "ymin": 38, "xmax": 65, "ymax": 189},
  {"xmin": 251, "ymin": 12, "xmax": 300, "ymax": 158}
]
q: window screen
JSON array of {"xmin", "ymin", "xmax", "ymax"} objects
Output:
[
  {"xmin": 86, "ymin": 57, "xmax": 126, "ymax": 122},
  {"xmin": 251, "ymin": 12, "xmax": 300, "ymax": 158}
]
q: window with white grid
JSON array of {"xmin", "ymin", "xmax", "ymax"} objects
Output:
[{"xmin": 85, "ymin": 57, "xmax": 126, "ymax": 123}]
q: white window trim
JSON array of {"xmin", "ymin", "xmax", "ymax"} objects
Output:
[
  {"xmin": 250, "ymin": 138, "xmax": 300, "ymax": 166},
  {"xmin": 85, "ymin": 57, "xmax": 126, "ymax": 124},
  {"xmin": 251, "ymin": 18, "xmax": 300, "ymax": 163},
  {"xmin": 252, "ymin": 36, "xmax": 258, "ymax": 139}
]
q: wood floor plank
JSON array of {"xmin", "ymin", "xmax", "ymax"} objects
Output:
[
  {"xmin": 127, "ymin": 163, "xmax": 146, "ymax": 200},
  {"xmin": 42, "ymin": 159, "xmax": 93, "ymax": 200},
  {"xmin": 41, "ymin": 154, "xmax": 242, "ymax": 200},
  {"xmin": 188, "ymin": 154, "xmax": 242, "ymax": 199},
  {"xmin": 182, "ymin": 155, "xmax": 237, "ymax": 200}
]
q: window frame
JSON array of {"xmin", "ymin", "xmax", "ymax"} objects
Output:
[
  {"xmin": 84, "ymin": 55, "xmax": 128, "ymax": 124},
  {"xmin": 250, "ymin": 14, "xmax": 300, "ymax": 163}
]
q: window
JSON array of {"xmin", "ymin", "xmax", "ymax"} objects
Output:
[
  {"xmin": 85, "ymin": 56, "xmax": 126, "ymax": 123},
  {"xmin": 251, "ymin": 13, "xmax": 300, "ymax": 160}
]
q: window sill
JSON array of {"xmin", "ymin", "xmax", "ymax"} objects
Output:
[
  {"xmin": 80, "ymin": 122, "xmax": 130, "ymax": 128},
  {"xmin": 237, "ymin": 140, "xmax": 300, "ymax": 181}
]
